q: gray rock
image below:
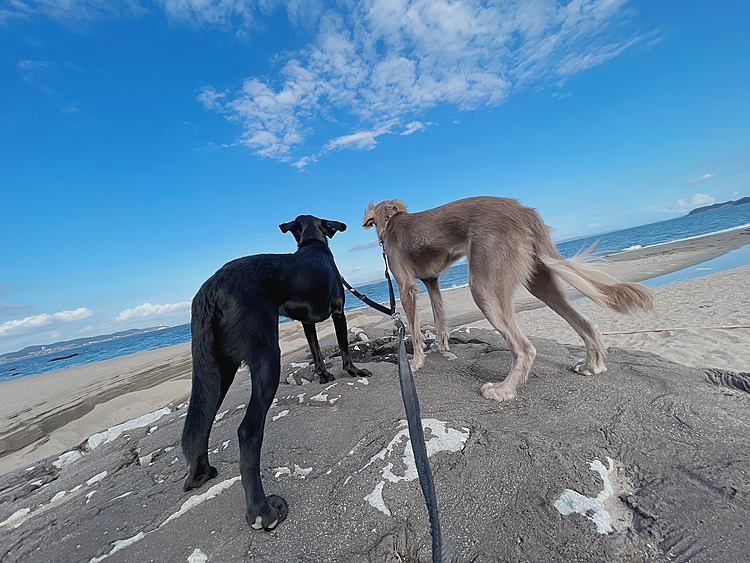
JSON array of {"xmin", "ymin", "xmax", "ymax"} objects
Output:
[{"xmin": 1, "ymin": 332, "xmax": 748, "ymax": 563}]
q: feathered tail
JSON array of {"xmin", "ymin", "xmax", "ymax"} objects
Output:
[{"xmin": 530, "ymin": 215, "xmax": 654, "ymax": 314}]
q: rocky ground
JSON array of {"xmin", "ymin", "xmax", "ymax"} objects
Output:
[{"xmin": 1, "ymin": 327, "xmax": 749, "ymax": 563}]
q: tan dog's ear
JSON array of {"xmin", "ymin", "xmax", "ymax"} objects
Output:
[
  {"xmin": 384, "ymin": 199, "xmax": 407, "ymax": 221},
  {"xmin": 362, "ymin": 200, "xmax": 377, "ymax": 229}
]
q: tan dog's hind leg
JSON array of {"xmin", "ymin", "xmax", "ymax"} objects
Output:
[
  {"xmin": 423, "ymin": 277, "xmax": 450, "ymax": 353},
  {"xmin": 527, "ymin": 264, "xmax": 606, "ymax": 375}
]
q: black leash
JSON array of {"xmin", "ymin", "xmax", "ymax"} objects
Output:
[{"xmin": 341, "ymin": 250, "xmax": 444, "ymax": 563}]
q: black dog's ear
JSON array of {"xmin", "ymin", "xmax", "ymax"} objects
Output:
[
  {"xmin": 322, "ymin": 220, "xmax": 347, "ymax": 238},
  {"xmin": 279, "ymin": 220, "xmax": 300, "ymax": 234}
]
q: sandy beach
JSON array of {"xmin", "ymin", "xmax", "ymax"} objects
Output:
[{"xmin": 1, "ymin": 226, "xmax": 748, "ymax": 476}]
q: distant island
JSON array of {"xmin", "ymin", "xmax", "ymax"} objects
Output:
[
  {"xmin": 689, "ymin": 196, "xmax": 750, "ymax": 215},
  {"xmin": 0, "ymin": 326, "xmax": 168, "ymax": 364}
]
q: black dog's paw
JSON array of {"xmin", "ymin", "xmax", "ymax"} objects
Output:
[
  {"xmin": 348, "ymin": 366, "xmax": 372, "ymax": 378},
  {"xmin": 183, "ymin": 464, "xmax": 219, "ymax": 491},
  {"xmin": 318, "ymin": 371, "xmax": 336, "ymax": 384},
  {"xmin": 246, "ymin": 495, "xmax": 288, "ymax": 531}
]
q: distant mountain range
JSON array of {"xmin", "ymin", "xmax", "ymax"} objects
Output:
[
  {"xmin": 0, "ymin": 327, "xmax": 166, "ymax": 363},
  {"xmin": 689, "ymin": 196, "xmax": 750, "ymax": 215}
]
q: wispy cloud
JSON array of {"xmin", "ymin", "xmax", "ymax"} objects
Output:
[
  {"xmin": 349, "ymin": 239, "xmax": 380, "ymax": 252},
  {"xmin": 2, "ymin": 0, "xmax": 146, "ymax": 28},
  {"xmin": 689, "ymin": 173, "xmax": 715, "ymax": 184},
  {"xmin": 116, "ymin": 300, "xmax": 192, "ymax": 322},
  {"xmin": 401, "ymin": 121, "xmax": 430, "ymax": 136},
  {"xmin": 195, "ymin": 0, "xmax": 649, "ymax": 166},
  {"xmin": 0, "ymin": 307, "xmax": 93, "ymax": 337},
  {"xmin": 676, "ymin": 192, "xmax": 715, "ymax": 210},
  {"xmin": 0, "ymin": 304, "xmax": 37, "ymax": 317},
  {"xmin": 7, "ymin": 1, "xmax": 650, "ymax": 164},
  {"xmin": 17, "ymin": 59, "xmax": 54, "ymax": 82}
]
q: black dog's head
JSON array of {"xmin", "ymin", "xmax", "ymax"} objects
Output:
[{"xmin": 279, "ymin": 215, "xmax": 347, "ymax": 247}]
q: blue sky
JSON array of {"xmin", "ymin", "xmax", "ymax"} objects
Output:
[{"xmin": 1, "ymin": 0, "xmax": 749, "ymax": 354}]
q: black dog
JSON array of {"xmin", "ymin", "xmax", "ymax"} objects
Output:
[{"xmin": 181, "ymin": 215, "xmax": 371, "ymax": 530}]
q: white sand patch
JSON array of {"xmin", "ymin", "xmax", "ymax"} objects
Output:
[
  {"xmin": 1, "ymin": 508, "xmax": 31, "ymax": 528},
  {"xmin": 361, "ymin": 419, "xmax": 470, "ymax": 516},
  {"xmin": 53, "ymin": 450, "xmax": 83, "ymax": 469},
  {"xmin": 79, "ymin": 476, "xmax": 240, "ymax": 561},
  {"xmin": 274, "ymin": 465, "xmax": 312, "ymax": 478},
  {"xmin": 86, "ymin": 407, "xmax": 171, "ymax": 451},
  {"xmin": 364, "ymin": 481, "xmax": 391, "ymax": 516},
  {"xmin": 294, "ymin": 464, "xmax": 313, "ymax": 478},
  {"xmin": 554, "ymin": 457, "xmax": 633, "ymax": 534},
  {"xmin": 274, "ymin": 467, "xmax": 292, "ymax": 478},
  {"xmin": 188, "ymin": 548, "xmax": 208, "ymax": 563},
  {"xmin": 89, "ymin": 532, "xmax": 146, "ymax": 563},
  {"xmin": 86, "ymin": 471, "xmax": 108, "ymax": 486},
  {"xmin": 138, "ymin": 449, "xmax": 160, "ymax": 466},
  {"xmin": 163, "ymin": 477, "xmax": 241, "ymax": 526}
]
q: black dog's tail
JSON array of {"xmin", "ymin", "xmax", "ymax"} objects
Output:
[{"xmin": 181, "ymin": 287, "xmax": 223, "ymax": 463}]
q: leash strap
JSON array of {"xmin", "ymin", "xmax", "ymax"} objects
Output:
[
  {"xmin": 341, "ymin": 248, "xmax": 444, "ymax": 563},
  {"xmin": 395, "ymin": 318, "xmax": 443, "ymax": 563},
  {"xmin": 340, "ymin": 276, "xmax": 394, "ymax": 316}
]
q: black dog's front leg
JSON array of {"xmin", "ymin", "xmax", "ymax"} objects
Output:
[
  {"xmin": 302, "ymin": 322, "xmax": 336, "ymax": 383},
  {"xmin": 333, "ymin": 311, "xmax": 372, "ymax": 378}
]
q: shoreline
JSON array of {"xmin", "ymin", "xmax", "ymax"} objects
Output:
[{"xmin": 1, "ymin": 225, "xmax": 749, "ymax": 475}]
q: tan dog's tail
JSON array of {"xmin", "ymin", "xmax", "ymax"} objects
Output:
[
  {"xmin": 532, "ymin": 216, "xmax": 654, "ymax": 314},
  {"xmin": 540, "ymin": 253, "xmax": 654, "ymax": 313}
]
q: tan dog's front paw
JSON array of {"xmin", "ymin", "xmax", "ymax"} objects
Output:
[
  {"xmin": 431, "ymin": 334, "xmax": 449, "ymax": 352},
  {"xmin": 481, "ymin": 382, "xmax": 516, "ymax": 401},
  {"xmin": 574, "ymin": 359, "xmax": 607, "ymax": 375}
]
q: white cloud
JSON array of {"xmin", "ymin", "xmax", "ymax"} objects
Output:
[
  {"xmin": 116, "ymin": 300, "xmax": 192, "ymax": 322},
  {"xmin": 324, "ymin": 123, "xmax": 394, "ymax": 152},
  {"xmin": 197, "ymin": 0, "xmax": 648, "ymax": 165},
  {"xmin": 0, "ymin": 307, "xmax": 93, "ymax": 337},
  {"xmin": 7, "ymin": 0, "xmax": 648, "ymax": 164},
  {"xmin": 676, "ymin": 192, "xmax": 715, "ymax": 210},
  {"xmin": 401, "ymin": 121, "xmax": 430, "ymax": 135},
  {"xmin": 688, "ymin": 173, "xmax": 715, "ymax": 184}
]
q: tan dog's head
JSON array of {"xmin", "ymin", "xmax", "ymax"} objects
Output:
[{"xmin": 362, "ymin": 199, "xmax": 407, "ymax": 239}]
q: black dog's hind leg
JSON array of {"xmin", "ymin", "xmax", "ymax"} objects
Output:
[
  {"xmin": 332, "ymin": 311, "xmax": 372, "ymax": 378},
  {"xmin": 182, "ymin": 354, "xmax": 238, "ymax": 491},
  {"xmin": 239, "ymin": 345, "xmax": 288, "ymax": 530},
  {"xmin": 302, "ymin": 322, "xmax": 336, "ymax": 383}
]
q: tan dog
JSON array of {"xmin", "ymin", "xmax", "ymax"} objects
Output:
[{"xmin": 363, "ymin": 196, "xmax": 654, "ymax": 401}]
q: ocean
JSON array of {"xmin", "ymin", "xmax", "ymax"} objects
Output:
[{"xmin": 2, "ymin": 204, "xmax": 749, "ymax": 383}]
